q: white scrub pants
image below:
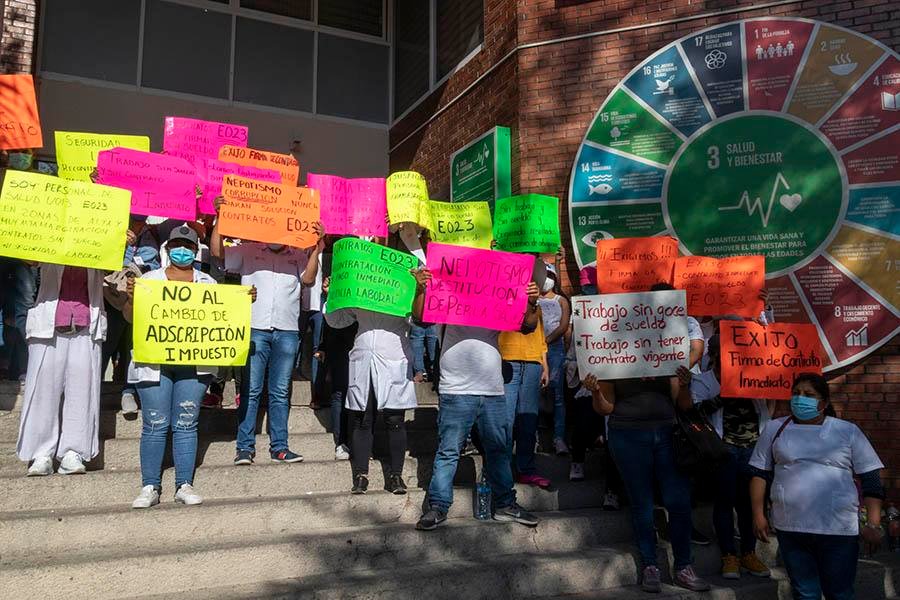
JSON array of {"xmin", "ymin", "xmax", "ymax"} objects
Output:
[{"xmin": 16, "ymin": 331, "xmax": 102, "ymax": 462}]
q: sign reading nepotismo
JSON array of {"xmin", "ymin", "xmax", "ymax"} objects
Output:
[
  {"xmin": 327, "ymin": 238, "xmax": 418, "ymax": 317},
  {"xmin": 450, "ymin": 126, "xmax": 512, "ymax": 207},
  {"xmin": 133, "ymin": 280, "xmax": 251, "ymax": 366},
  {"xmin": 572, "ymin": 290, "xmax": 690, "ymax": 380}
]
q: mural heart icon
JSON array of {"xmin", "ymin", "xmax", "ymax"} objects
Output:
[{"xmin": 779, "ymin": 193, "xmax": 802, "ymax": 212}]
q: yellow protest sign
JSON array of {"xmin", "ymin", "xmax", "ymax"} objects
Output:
[
  {"xmin": 387, "ymin": 171, "xmax": 431, "ymax": 227},
  {"xmin": 428, "ymin": 200, "xmax": 493, "ymax": 248},
  {"xmin": 0, "ymin": 171, "xmax": 130, "ymax": 270},
  {"xmin": 132, "ymin": 279, "xmax": 251, "ymax": 366},
  {"xmin": 55, "ymin": 131, "xmax": 151, "ymax": 182}
]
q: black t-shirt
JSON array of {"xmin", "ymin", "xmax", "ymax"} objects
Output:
[{"xmin": 609, "ymin": 377, "xmax": 674, "ymax": 430}]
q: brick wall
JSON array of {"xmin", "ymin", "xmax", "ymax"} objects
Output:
[{"xmin": 1, "ymin": 0, "xmax": 36, "ymax": 74}]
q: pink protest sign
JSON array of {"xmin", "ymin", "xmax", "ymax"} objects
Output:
[
  {"xmin": 307, "ymin": 173, "xmax": 387, "ymax": 238},
  {"xmin": 97, "ymin": 147, "xmax": 196, "ymax": 221},
  {"xmin": 163, "ymin": 117, "xmax": 249, "ymax": 168},
  {"xmin": 198, "ymin": 159, "xmax": 281, "ymax": 215},
  {"xmin": 423, "ymin": 242, "xmax": 535, "ymax": 331}
]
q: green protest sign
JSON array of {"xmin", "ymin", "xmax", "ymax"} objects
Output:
[
  {"xmin": 493, "ymin": 194, "xmax": 561, "ymax": 253},
  {"xmin": 328, "ymin": 238, "xmax": 418, "ymax": 317}
]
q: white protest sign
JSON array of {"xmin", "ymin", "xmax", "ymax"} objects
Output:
[{"xmin": 572, "ymin": 290, "xmax": 690, "ymax": 380}]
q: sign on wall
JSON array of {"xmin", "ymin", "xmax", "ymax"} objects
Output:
[{"xmin": 450, "ymin": 126, "xmax": 512, "ymax": 207}]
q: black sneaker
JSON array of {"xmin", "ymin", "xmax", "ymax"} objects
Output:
[
  {"xmin": 416, "ymin": 507, "xmax": 448, "ymax": 531},
  {"xmin": 271, "ymin": 450, "xmax": 304, "ymax": 463},
  {"xmin": 386, "ymin": 473, "xmax": 407, "ymax": 495},
  {"xmin": 351, "ymin": 474, "xmax": 369, "ymax": 495},
  {"xmin": 493, "ymin": 503, "xmax": 539, "ymax": 527},
  {"xmin": 234, "ymin": 450, "xmax": 254, "ymax": 466},
  {"xmin": 691, "ymin": 527, "xmax": 711, "ymax": 546}
]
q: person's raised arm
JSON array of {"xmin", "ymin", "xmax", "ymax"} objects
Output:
[
  {"xmin": 546, "ymin": 295, "xmax": 570, "ymax": 345},
  {"xmin": 411, "ymin": 267, "xmax": 432, "ymax": 323},
  {"xmin": 300, "ymin": 222, "xmax": 325, "ymax": 285},
  {"xmin": 209, "ymin": 195, "xmax": 226, "ymax": 259},
  {"xmin": 520, "ymin": 282, "xmax": 540, "ymax": 333}
]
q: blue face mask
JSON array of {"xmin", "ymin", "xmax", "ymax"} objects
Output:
[
  {"xmin": 790, "ymin": 394, "xmax": 822, "ymax": 421},
  {"xmin": 8, "ymin": 152, "xmax": 32, "ymax": 171},
  {"xmin": 169, "ymin": 247, "xmax": 195, "ymax": 267}
]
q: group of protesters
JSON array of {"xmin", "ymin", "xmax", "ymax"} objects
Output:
[{"xmin": 3, "ymin": 144, "xmax": 887, "ymax": 600}]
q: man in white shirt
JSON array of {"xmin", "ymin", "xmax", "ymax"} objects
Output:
[{"xmin": 211, "ymin": 199, "xmax": 323, "ymax": 465}]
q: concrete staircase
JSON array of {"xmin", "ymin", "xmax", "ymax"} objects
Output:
[{"xmin": 1, "ymin": 381, "xmax": 898, "ymax": 599}]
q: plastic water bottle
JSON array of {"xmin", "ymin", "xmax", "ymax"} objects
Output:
[{"xmin": 473, "ymin": 474, "xmax": 492, "ymax": 521}]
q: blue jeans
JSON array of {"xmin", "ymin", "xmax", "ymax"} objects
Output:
[
  {"xmin": 0, "ymin": 259, "xmax": 36, "ymax": 369},
  {"xmin": 238, "ymin": 329, "xmax": 300, "ymax": 454},
  {"xmin": 503, "ymin": 361, "xmax": 542, "ymax": 476},
  {"xmin": 546, "ymin": 340, "xmax": 566, "ymax": 440},
  {"xmin": 777, "ymin": 530, "xmax": 859, "ymax": 600},
  {"xmin": 410, "ymin": 323, "xmax": 438, "ymax": 375},
  {"xmin": 714, "ymin": 443, "xmax": 757, "ymax": 556},
  {"xmin": 296, "ymin": 310, "xmax": 323, "ymax": 385},
  {"xmin": 608, "ymin": 425, "xmax": 694, "ymax": 570},
  {"xmin": 137, "ymin": 367, "xmax": 209, "ymax": 489},
  {"xmin": 427, "ymin": 394, "xmax": 516, "ymax": 513}
]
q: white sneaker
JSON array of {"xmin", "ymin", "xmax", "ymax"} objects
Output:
[
  {"xmin": 554, "ymin": 438, "xmax": 570, "ymax": 456},
  {"xmin": 335, "ymin": 444, "xmax": 350, "ymax": 461},
  {"xmin": 569, "ymin": 462, "xmax": 585, "ymax": 482},
  {"xmin": 26, "ymin": 456, "xmax": 53, "ymax": 477},
  {"xmin": 174, "ymin": 483, "xmax": 203, "ymax": 505},
  {"xmin": 121, "ymin": 391, "xmax": 139, "ymax": 415},
  {"xmin": 57, "ymin": 451, "xmax": 86, "ymax": 475},
  {"xmin": 132, "ymin": 485, "xmax": 160, "ymax": 509}
]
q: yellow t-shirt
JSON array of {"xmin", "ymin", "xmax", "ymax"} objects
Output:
[{"xmin": 499, "ymin": 312, "xmax": 547, "ymax": 362}]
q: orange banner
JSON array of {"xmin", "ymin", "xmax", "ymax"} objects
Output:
[
  {"xmin": 218, "ymin": 145, "xmax": 299, "ymax": 186},
  {"xmin": 595, "ymin": 236, "xmax": 677, "ymax": 293},
  {"xmin": 220, "ymin": 175, "xmax": 320, "ymax": 248},
  {"xmin": 674, "ymin": 255, "xmax": 765, "ymax": 317},
  {"xmin": 719, "ymin": 320, "xmax": 824, "ymax": 400},
  {"xmin": 0, "ymin": 74, "xmax": 43, "ymax": 150}
]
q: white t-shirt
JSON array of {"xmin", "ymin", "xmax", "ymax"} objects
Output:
[
  {"xmin": 438, "ymin": 325, "xmax": 504, "ymax": 397},
  {"xmin": 225, "ymin": 243, "xmax": 309, "ymax": 331},
  {"xmin": 749, "ymin": 416, "xmax": 883, "ymax": 536}
]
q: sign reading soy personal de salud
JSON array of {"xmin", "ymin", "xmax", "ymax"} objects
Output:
[
  {"xmin": 450, "ymin": 126, "xmax": 512, "ymax": 207},
  {"xmin": 328, "ymin": 238, "xmax": 418, "ymax": 317}
]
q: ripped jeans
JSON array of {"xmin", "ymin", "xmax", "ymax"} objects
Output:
[{"xmin": 137, "ymin": 367, "xmax": 211, "ymax": 490}]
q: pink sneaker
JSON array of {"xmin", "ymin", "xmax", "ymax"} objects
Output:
[{"xmin": 516, "ymin": 473, "xmax": 552, "ymax": 489}]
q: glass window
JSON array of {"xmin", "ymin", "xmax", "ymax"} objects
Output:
[
  {"xmin": 436, "ymin": 0, "xmax": 484, "ymax": 80},
  {"xmin": 40, "ymin": 0, "xmax": 141, "ymax": 84},
  {"xmin": 240, "ymin": 0, "xmax": 312, "ymax": 20},
  {"xmin": 317, "ymin": 34, "xmax": 388, "ymax": 124},
  {"xmin": 141, "ymin": 0, "xmax": 232, "ymax": 99},
  {"xmin": 234, "ymin": 18, "xmax": 314, "ymax": 112},
  {"xmin": 318, "ymin": 0, "xmax": 382, "ymax": 37},
  {"xmin": 393, "ymin": 0, "xmax": 429, "ymax": 118}
]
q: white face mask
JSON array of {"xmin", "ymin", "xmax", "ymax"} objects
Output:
[{"xmin": 542, "ymin": 278, "xmax": 555, "ymax": 293}]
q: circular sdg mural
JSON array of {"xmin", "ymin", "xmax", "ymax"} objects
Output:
[{"xmin": 567, "ymin": 17, "xmax": 900, "ymax": 371}]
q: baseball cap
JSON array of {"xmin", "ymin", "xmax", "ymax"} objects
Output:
[{"xmin": 168, "ymin": 224, "xmax": 199, "ymax": 246}]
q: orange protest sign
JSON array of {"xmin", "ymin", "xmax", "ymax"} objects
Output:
[
  {"xmin": 220, "ymin": 175, "xmax": 320, "ymax": 248},
  {"xmin": 674, "ymin": 255, "xmax": 765, "ymax": 318},
  {"xmin": 0, "ymin": 74, "xmax": 43, "ymax": 149},
  {"xmin": 719, "ymin": 320, "xmax": 824, "ymax": 400},
  {"xmin": 218, "ymin": 145, "xmax": 299, "ymax": 186},
  {"xmin": 595, "ymin": 236, "xmax": 677, "ymax": 293}
]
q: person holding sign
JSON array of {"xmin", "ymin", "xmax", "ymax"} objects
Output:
[
  {"xmin": 538, "ymin": 270, "xmax": 572, "ymax": 456},
  {"xmin": 749, "ymin": 374, "xmax": 885, "ymax": 600},
  {"xmin": 210, "ymin": 197, "xmax": 324, "ymax": 466}
]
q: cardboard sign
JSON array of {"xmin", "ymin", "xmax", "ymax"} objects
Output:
[
  {"xmin": 674, "ymin": 255, "xmax": 765, "ymax": 317},
  {"xmin": 595, "ymin": 236, "xmax": 678, "ymax": 293},
  {"xmin": 307, "ymin": 173, "xmax": 387, "ymax": 238},
  {"xmin": 327, "ymin": 238, "xmax": 418, "ymax": 317},
  {"xmin": 423, "ymin": 242, "xmax": 535, "ymax": 331},
  {"xmin": 198, "ymin": 158, "xmax": 280, "ymax": 214},
  {"xmin": 0, "ymin": 171, "xmax": 129, "ymax": 270},
  {"xmin": 719, "ymin": 320, "xmax": 824, "ymax": 400},
  {"xmin": 428, "ymin": 200, "xmax": 493, "ymax": 249},
  {"xmin": 218, "ymin": 145, "xmax": 299, "ymax": 185},
  {"xmin": 219, "ymin": 175, "xmax": 320, "ymax": 248},
  {"xmin": 162, "ymin": 117, "xmax": 248, "ymax": 168},
  {"xmin": 493, "ymin": 194, "xmax": 561, "ymax": 253},
  {"xmin": 386, "ymin": 171, "xmax": 431, "ymax": 227},
  {"xmin": 97, "ymin": 148, "xmax": 196, "ymax": 221},
  {"xmin": 0, "ymin": 74, "xmax": 42, "ymax": 149},
  {"xmin": 55, "ymin": 132, "xmax": 151, "ymax": 182},
  {"xmin": 572, "ymin": 290, "xmax": 690, "ymax": 380},
  {"xmin": 132, "ymin": 279, "xmax": 251, "ymax": 366}
]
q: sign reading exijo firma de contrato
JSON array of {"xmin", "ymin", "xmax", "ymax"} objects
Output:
[{"xmin": 450, "ymin": 126, "xmax": 512, "ymax": 208}]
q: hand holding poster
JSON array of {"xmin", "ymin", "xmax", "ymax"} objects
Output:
[
  {"xmin": 572, "ymin": 290, "xmax": 690, "ymax": 380},
  {"xmin": 219, "ymin": 175, "xmax": 320, "ymax": 248},
  {"xmin": 719, "ymin": 320, "xmax": 823, "ymax": 400},
  {"xmin": 428, "ymin": 200, "xmax": 493, "ymax": 249},
  {"xmin": 307, "ymin": 173, "xmax": 387, "ymax": 238},
  {"xmin": 674, "ymin": 255, "xmax": 765, "ymax": 317},
  {"xmin": 199, "ymin": 158, "xmax": 281, "ymax": 214},
  {"xmin": 386, "ymin": 171, "xmax": 431, "ymax": 227},
  {"xmin": 163, "ymin": 117, "xmax": 248, "ymax": 168},
  {"xmin": 219, "ymin": 145, "xmax": 299, "ymax": 185},
  {"xmin": 493, "ymin": 194, "xmax": 561, "ymax": 253},
  {"xmin": 97, "ymin": 148, "xmax": 196, "ymax": 221},
  {"xmin": 595, "ymin": 236, "xmax": 678, "ymax": 293},
  {"xmin": 132, "ymin": 279, "xmax": 251, "ymax": 366},
  {"xmin": 0, "ymin": 171, "xmax": 129, "ymax": 270},
  {"xmin": 422, "ymin": 242, "xmax": 535, "ymax": 330},
  {"xmin": 55, "ymin": 132, "xmax": 150, "ymax": 182},
  {"xmin": 0, "ymin": 74, "xmax": 42, "ymax": 149},
  {"xmin": 327, "ymin": 238, "xmax": 417, "ymax": 317}
]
